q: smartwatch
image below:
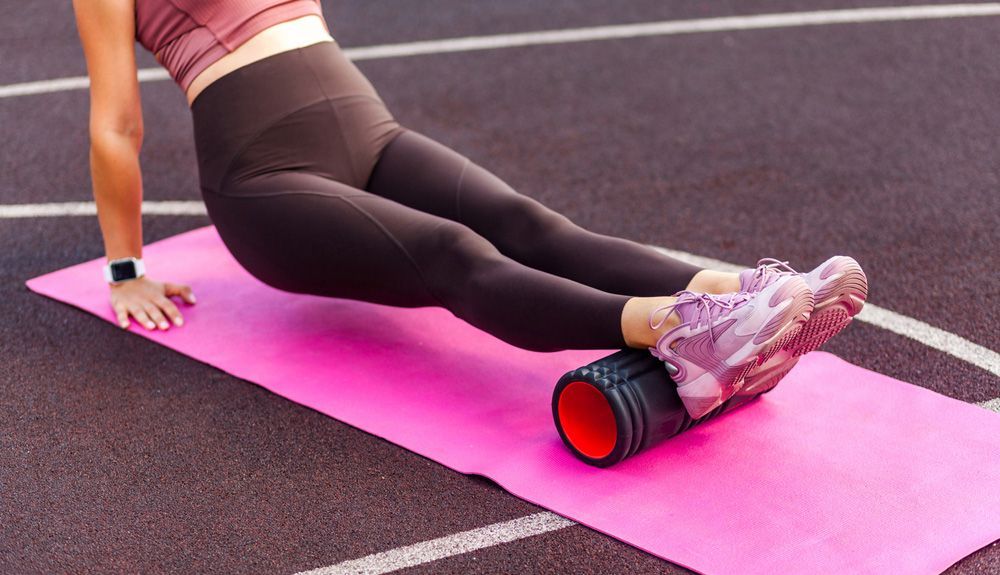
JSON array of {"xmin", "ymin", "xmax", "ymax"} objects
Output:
[{"xmin": 103, "ymin": 257, "xmax": 146, "ymax": 285}]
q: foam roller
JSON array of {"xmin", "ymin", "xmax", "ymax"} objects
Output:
[{"xmin": 552, "ymin": 348, "xmax": 770, "ymax": 467}]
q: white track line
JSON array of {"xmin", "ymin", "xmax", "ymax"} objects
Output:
[
  {"xmin": 0, "ymin": 200, "xmax": 206, "ymax": 218},
  {"xmin": 4, "ymin": 199, "xmax": 997, "ymax": 375},
  {"xmin": 3, "ymin": 4, "xmax": 1000, "ymax": 99},
  {"xmin": 5, "ymin": 200, "xmax": 999, "ymax": 377},
  {"xmin": 653, "ymin": 247, "xmax": 1000, "ymax": 377},
  {"xmin": 304, "ymin": 392, "xmax": 999, "ymax": 575},
  {"xmin": 8, "ymin": 200, "xmax": 995, "ymax": 375},
  {"xmin": 294, "ymin": 512, "xmax": 573, "ymax": 575},
  {"xmin": 304, "ymin": 398, "xmax": 1000, "ymax": 575}
]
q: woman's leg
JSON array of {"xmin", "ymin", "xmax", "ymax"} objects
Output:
[
  {"xmin": 203, "ymin": 170, "xmax": 676, "ymax": 352},
  {"xmin": 365, "ymin": 128, "xmax": 712, "ymax": 297}
]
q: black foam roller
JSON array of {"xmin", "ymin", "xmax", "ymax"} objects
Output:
[{"xmin": 552, "ymin": 348, "xmax": 767, "ymax": 467}]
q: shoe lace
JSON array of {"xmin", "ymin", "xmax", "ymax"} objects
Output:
[
  {"xmin": 745, "ymin": 258, "xmax": 799, "ymax": 291},
  {"xmin": 648, "ymin": 290, "xmax": 750, "ymax": 339}
]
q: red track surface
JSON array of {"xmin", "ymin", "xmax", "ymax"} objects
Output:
[{"xmin": 2, "ymin": 2, "xmax": 998, "ymax": 573}]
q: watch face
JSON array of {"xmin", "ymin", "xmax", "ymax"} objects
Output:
[{"xmin": 110, "ymin": 260, "xmax": 137, "ymax": 282}]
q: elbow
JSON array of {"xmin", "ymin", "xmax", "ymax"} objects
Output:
[
  {"xmin": 89, "ymin": 122, "xmax": 144, "ymax": 152},
  {"xmin": 91, "ymin": 121, "xmax": 143, "ymax": 138},
  {"xmin": 89, "ymin": 110, "xmax": 144, "ymax": 143}
]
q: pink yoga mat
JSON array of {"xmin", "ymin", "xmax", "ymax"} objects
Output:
[{"xmin": 26, "ymin": 225, "xmax": 1000, "ymax": 575}]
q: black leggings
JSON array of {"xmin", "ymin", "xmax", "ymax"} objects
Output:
[{"xmin": 191, "ymin": 39, "xmax": 702, "ymax": 352}]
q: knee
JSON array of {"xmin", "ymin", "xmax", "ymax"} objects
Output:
[
  {"xmin": 415, "ymin": 221, "xmax": 505, "ymax": 300},
  {"xmin": 491, "ymin": 194, "xmax": 576, "ymax": 251}
]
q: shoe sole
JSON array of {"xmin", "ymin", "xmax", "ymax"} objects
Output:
[
  {"xmin": 739, "ymin": 258, "xmax": 868, "ymax": 396},
  {"xmin": 676, "ymin": 278, "xmax": 814, "ymax": 419}
]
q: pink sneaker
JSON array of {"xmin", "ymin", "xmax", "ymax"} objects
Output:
[
  {"xmin": 737, "ymin": 256, "xmax": 869, "ymax": 396},
  {"xmin": 648, "ymin": 275, "xmax": 814, "ymax": 419}
]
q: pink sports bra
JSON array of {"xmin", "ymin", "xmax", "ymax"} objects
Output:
[{"xmin": 135, "ymin": 0, "xmax": 326, "ymax": 93}]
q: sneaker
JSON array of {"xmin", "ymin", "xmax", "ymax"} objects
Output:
[
  {"xmin": 737, "ymin": 256, "xmax": 869, "ymax": 396},
  {"xmin": 648, "ymin": 275, "xmax": 814, "ymax": 419}
]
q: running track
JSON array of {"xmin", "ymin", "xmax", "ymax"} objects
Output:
[{"xmin": 1, "ymin": 2, "xmax": 998, "ymax": 573}]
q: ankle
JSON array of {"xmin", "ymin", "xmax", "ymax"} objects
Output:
[{"xmin": 621, "ymin": 296, "xmax": 680, "ymax": 348}]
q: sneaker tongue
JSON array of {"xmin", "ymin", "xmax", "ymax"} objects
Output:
[
  {"xmin": 661, "ymin": 293, "xmax": 701, "ymax": 328},
  {"xmin": 738, "ymin": 268, "xmax": 758, "ymax": 292}
]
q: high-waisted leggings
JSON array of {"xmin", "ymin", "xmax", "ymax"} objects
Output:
[{"xmin": 190, "ymin": 39, "xmax": 702, "ymax": 352}]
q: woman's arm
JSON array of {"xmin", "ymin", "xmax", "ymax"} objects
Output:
[
  {"xmin": 73, "ymin": 0, "xmax": 144, "ymax": 259},
  {"xmin": 72, "ymin": 0, "xmax": 195, "ymax": 330}
]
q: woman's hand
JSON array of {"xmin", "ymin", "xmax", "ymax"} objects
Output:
[{"xmin": 109, "ymin": 277, "xmax": 196, "ymax": 330}]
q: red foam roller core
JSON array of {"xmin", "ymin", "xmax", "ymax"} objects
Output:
[{"xmin": 558, "ymin": 380, "xmax": 617, "ymax": 459}]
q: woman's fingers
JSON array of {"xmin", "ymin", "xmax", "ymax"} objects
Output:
[
  {"xmin": 114, "ymin": 303, "xmax": 130, "ymax": 329},
  {"xmin": 154, "ymin": 295, "xmax": 184, "ymax": 327},
  {"xmin": 111, "ymin": 279, "xmax": 194, "ymax": 331},
  {"xmin": 142, "ymin": 301, "xmax": 170, "ymax": 330},
  {"xmin": 128, "ymin": 304, "xmax": 157, "ymax": 330},
  {"xmin": 164, "ymin": 282, "xmax": 196, "ymax": 305}
]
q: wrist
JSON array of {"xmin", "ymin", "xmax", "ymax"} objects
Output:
[{"xmin": 103, "ymin": 256, "xmax": 146, "ymax": 285}]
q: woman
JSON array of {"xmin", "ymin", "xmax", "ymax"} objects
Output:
[{"xmin": 71, "ymin": 0, "xmax": 867, "ymax": 420}]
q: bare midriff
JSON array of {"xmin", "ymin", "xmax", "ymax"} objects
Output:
[{"xmin": 177, "ymin": 14, "xmax": 334, "ymax": 108}]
